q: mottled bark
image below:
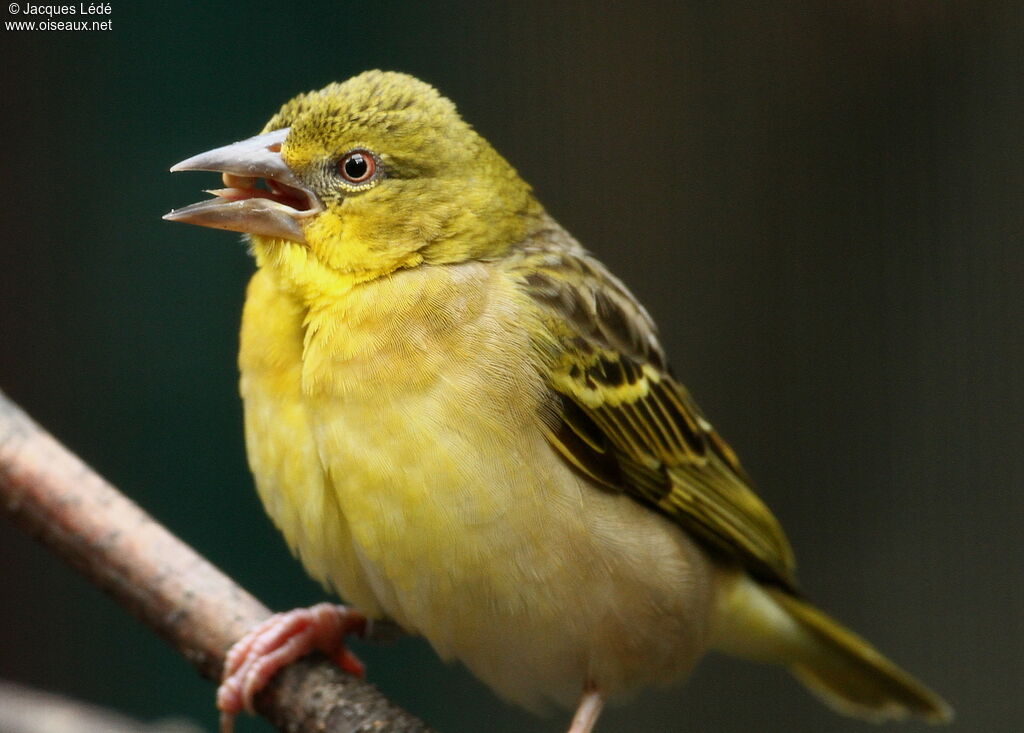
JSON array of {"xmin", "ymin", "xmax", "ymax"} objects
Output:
[{"xmin": 0, "ymin": 389, "xmax": 434, "ymax": 733}]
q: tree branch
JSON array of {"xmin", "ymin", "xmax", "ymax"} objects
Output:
[
  {"xmin": 0, "ymin": 389, "xmax": 435, "ymax": 733},
  {"xmin": 0, "ymin": 680, "xmax": 204, "ymax": 733}
]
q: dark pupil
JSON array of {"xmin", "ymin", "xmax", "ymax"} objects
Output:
[{"xmin": 344, "ymin": 154, "xmax": 368, "ymax": 180}]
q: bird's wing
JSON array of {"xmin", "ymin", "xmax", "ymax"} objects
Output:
[{"xmin": 511, "ymin": 238, "xmax": 798, "ymax": 591}]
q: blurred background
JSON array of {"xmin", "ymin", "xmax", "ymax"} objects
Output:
[{"xmin": 1, "ymin": 2, "xmax": 1021, "ymax": 732}]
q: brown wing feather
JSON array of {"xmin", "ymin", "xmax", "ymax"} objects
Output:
[{"xmin": 511, "ymin": 232, "xmax": 798, "ymax": 591}]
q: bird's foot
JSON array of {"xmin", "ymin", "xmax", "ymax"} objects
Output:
[
  {"xmin": 217, "ymin": 603, "xmax": 367, "ymax": 733},
  {"xmin": 567, "ymin": 683, "xmax": 604, "ymax": 733}
]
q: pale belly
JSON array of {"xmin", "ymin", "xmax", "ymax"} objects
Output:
[
  {"xmin": 239, "ymin": 265, "xmax": 720, "ymax": 712},
  {"xmin": 302, "ymin": 382, "xmax": 720, "ymax": 712}
]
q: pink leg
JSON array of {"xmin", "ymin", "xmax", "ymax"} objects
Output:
[
  {"xmin": 217, "ymin": 603, "xmax": 366, "ymax": 733},
  {"xmin": 567, "ymin": 684, "xmax": 605, "ymax": 733}
]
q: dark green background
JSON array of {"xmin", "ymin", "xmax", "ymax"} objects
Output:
[{"xmin": 1, "ymin": 2, "xmax": 1021, "ymax": 732}]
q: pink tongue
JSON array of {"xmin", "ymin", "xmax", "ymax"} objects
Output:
[{"xmin": 204, "ymin": 181, "xmax": 306, "ymax": 210}]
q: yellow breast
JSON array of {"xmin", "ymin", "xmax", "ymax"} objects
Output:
[
  {"xmin": 239, "ymin": 258, "xmax": 718, "ymax": 712},
  {"xmin": 239, "ymin": 259, "xmax": 546, "ymax": 606}
]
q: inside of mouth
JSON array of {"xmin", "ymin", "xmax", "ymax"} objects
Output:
[{"xmin": 210, "ymin": 173, "xmax": 312, "ymax": 211}]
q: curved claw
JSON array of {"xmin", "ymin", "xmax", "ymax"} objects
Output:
[{"xmin": 217, "ymin": 603, "xmax": 367, "ymax": 733}]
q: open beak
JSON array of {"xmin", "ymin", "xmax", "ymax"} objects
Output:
[{"xmin": 163, "ymin": 128, "xmax": 322, "ymax": 244}]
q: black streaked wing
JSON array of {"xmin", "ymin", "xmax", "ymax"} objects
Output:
[{"xmin": 512, "ymin": 237, "xmax": 798, "ymax": 592}]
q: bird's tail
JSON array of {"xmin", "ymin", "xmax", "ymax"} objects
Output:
[{"xmin": 713, "ymin": 573, "xmax": 953, "ymax": 723}]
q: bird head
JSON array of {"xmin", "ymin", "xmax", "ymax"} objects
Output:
[{"xmin": 166, "ymin": 71, "xmax": 541, "ymax": 285}]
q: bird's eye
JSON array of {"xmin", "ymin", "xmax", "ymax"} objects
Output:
[{"xmin": 337, "ymin": 150, "xmax": 376, "ymax": 184}]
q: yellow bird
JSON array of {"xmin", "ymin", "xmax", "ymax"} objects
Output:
[{"xmin": 165, "ymin": 70, "xmax": 951, "ymax": 733}]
